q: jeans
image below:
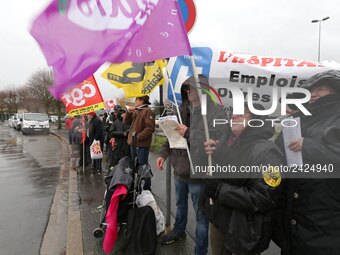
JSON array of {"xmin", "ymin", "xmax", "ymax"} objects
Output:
[
  {"xmin": 133, "ymin": 147, "xmax": 151, "ymax": 190},
  {"xmin": 174, "ymin": 179, "xmax": 209, "ymax": 255},
  {"xmin": 93, "ymin": 159, "xmax": 102, "ymax": 171}
]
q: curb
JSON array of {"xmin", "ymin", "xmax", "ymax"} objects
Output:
[{"xmin": 50, "ymin": 131, "xmax": 84, "ymax": 255}]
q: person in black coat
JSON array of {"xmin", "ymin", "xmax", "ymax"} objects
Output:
[
  {"xmin": 273, "ymin": 70, "xmax": 340, "ymax": 255},
  {"xmin": 108, "ymin": 109, "xmax": 130, "ymax": 169},
  {"xmin": 202, "ymin": 106, "xmax": 283, "ymax": 255},
  {"xmin": 87, "ymin": 112, "xmax": 104, "ymax": 173}
]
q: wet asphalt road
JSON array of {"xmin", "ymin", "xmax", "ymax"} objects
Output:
[{"xmin": 0, "ymin": 123, "xmax": 61, "ymax": 255}]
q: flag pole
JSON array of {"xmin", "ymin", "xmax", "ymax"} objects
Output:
[
  {"xmin": 83, "ymin": 137, "xmax": 85, "ymax": 174},
  {"xmin": 190, "ymin": 56, "xmax": 212, "ymax": 167},
  {"xmin": 81, "ymin": 115, "xmax": 85, "ymax": 175},
  {"xmin": 164, "ymin": 68, "xmax": 195, "ymax": 176},
  {"xmin": 190, "ymin": 55, "xmax": 214, "ymax": 205}
]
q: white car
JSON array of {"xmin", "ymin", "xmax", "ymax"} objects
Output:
[
  {"xmin": 49, "ymin": 115, "xmax": 58, "ymax": 123},
  {"xmin": 14, "ymin": 113, "xmax": 23, "ymax": 131},
  {"xmin": 8, "ymin": 116, "xmax": 16, "ymax": 128},
  {"xmin": 22, "ymin": 113, "xmax": 50, "ymax": 135}
]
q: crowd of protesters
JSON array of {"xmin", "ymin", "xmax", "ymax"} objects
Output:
[
  {"xmin": 66, "ymin": 95, "xmax": 155, "ymax": 178},
  {"xmin": 65, "ymin": 70, "xmax": 340, "ymax": 255},
  {"xmin": 157, "ymin": 70, "xmax": 340, "ymax": 255}
]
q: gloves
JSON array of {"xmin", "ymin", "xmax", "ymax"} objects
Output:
[{"xmin": 204, "ymin": 180, "xmax": 220, "ymax": 199}]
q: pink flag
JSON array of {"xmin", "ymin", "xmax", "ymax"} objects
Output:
[{"xmin": 30, "ymin": 0, "xmax": 192, "ymax": 98}]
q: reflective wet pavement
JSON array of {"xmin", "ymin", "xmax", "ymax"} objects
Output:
[{"xmin": 0, "ymin": 123, "xmax": 61, "ymax": 255}]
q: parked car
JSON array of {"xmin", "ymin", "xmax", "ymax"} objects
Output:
[
  {"xmin": 14, "ymin": 113, "xmax": 23, "ymax": 131},
  {"xmin": 8, "ymin": 116, "xmax": 16, "ymax": 128},
  {"xmin": 11, "ymin": 115, "xmax": 19, "ymax": 129},
  {"xmin": 22, "ymin": 113, "xmax": 50, "ymax": 135},
  {"xmin": 49, "ymin": 115, "xmax": 58, "ymax": 123}
]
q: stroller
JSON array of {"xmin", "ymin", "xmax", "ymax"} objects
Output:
[{"xmin": 93, "ymin": 134, "xmax": 153, "ymax": 239}]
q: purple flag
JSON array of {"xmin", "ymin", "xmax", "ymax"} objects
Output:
[{"xmin": 30, "ymin": 0, "xmax": 192, "ymax": 98}]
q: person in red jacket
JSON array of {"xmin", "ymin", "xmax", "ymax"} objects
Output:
[{"xmin": 65, "ymin": 116, "xmax": 74, "ymax": 144}]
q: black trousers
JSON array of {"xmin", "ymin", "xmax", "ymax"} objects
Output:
[{"xmin": 78, "ymin": 141, "xmax": 90, "ymax": 166}]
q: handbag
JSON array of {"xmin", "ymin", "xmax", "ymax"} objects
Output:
[{"xmin": 90, "ymin": 139, "xmax": 103, "ymax": 159}]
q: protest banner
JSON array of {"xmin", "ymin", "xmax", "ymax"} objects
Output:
[
  {"xmin": 165, "ymin": 45, "xmax": 340, "ymax": 113},
  {"xmin": 61, "ymin": 76, "xmax": 105, "ymax": 117}
]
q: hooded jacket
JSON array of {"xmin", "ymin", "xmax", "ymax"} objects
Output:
[
  {"xmin": 274, "ymin": 94, "xmax": 340, "ymax": 255},
  {"xmin": 159, "ymin": 90, "xmax": 228, "ymax": 180},
  {"xmin": 201, "ymin": 121, "xmax": 283, "ymax": 255}
]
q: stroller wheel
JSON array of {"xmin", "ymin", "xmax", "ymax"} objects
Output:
[{"xmin": 93, "ymin": 227, "xmax": 104, "ymax": 239}]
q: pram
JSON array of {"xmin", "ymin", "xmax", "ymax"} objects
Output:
[{"xmin": 93, "ymin": 134, "xmax": 152, "ymax": 239}]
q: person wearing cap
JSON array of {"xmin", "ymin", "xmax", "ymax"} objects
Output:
[
  {"xmin": 273, "ymin": 70, "xmax": 340, "ymax": 255},
  {"xmin": 157, "ymin": 75, "xmax": 227, "ymax": 255},
  {"xmin": 87, "ymin": 112, "xmax": 104, "ymax": 173},
  {"xmin": 124, "ymin": 95, "xmax": 155, "ymax": 191},
  {"xmin": 202, "ymin": 103, "xmax": 283, "ymax": 255}
]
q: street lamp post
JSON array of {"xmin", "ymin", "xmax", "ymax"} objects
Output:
[{"xmin": 311, "ymin": 16, "xmax": 330, "ymax": 62}]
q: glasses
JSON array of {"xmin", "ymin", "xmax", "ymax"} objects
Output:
[
  {"xmin": 311, "ymin": 86, "xmax": 331, "ymax": 93},
  {"xmin": 232, "ymin": 111, "xmax": 252, "ymax": 119}
]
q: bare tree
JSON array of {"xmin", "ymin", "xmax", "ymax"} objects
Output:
[
  {"xmin": 0, "ymin": 91, "xmax": 7, "ymax": 120},
  {"xmin": 26, "ymin": 69, "xmax": 55, "ymax": 114},
  {"xmin": 2, "ymin": 87, "xmax": 19, "ymax": 114},
  {"xmin": 17, "ymin": 86, "xmax": 43, "ymax": 112}
]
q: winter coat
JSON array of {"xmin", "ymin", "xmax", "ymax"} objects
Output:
[
  {"xmin": 159, "ymin": 99, "xmax": 228, "ymax": 180},
  {"xmin": 186, "ymin": 99, "xmax": 229, "ymax": 174},
  {"xmin": 88, "ymin": 115, "xmax": 104, "ymax": 147},
  {"xmin": 109, "ymin": 118, "xmax": 130, "ymax": 165},
  {"xmin": 201, "ymin": 121, "xmax": 284, "ymax": 255},
  {"xmin": 124, "ymin": 105, "xmax": 155, "ymax": 148},
  {"xmin": 274, "ymin": 94, "xmax": 340, "ymax": 255},
  {"xmin": 158, "ymin": 100, "xmax": 191, "ymax": 180}
]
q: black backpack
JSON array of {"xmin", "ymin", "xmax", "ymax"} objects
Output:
[{"xmin": 120, "ymin": 206, "xmax": 158, "ymax": 255}]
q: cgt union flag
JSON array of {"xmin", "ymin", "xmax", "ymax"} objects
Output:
[
  {"xmin": 30, "ymin": 0, "xmax": 192, "ymax": 98},
  {"xmin": 61, "ymin": 75, "xmax": 105, "ymax": 117}
]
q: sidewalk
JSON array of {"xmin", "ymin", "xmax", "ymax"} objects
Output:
[
  {"xmin": 51, "ymin": 128, "xmax": 279, "ymax": 255},
  {"xmin": 51, "ymin": 128, "xmax": 196, "ymax": 255}
]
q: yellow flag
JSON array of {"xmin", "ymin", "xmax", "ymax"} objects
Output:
[{"xmin": 101, "ymin": 60, "xmax": 167, "ymax": 98}]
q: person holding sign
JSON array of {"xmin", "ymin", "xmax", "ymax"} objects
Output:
[
  {"xmin": 202, "ymin": 103, "xmax": 283, "ymax": 255},
  {"xmin": 157, "ymin": 75, "xmax": 227, "ymax": 255},
  {"xmin": 274, "ymin": 70, "xmax": 340, "ymax": 255}
]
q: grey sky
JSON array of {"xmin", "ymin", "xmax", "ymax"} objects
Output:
[{"xmin": 0, "ymin": 0, "xmax": 339, "ymax": 93}]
